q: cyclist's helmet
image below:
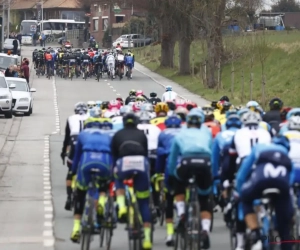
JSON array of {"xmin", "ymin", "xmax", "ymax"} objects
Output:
[
  {"xmin": 136, "ymin": 96, "xmax": 146, "ymax": 102},
  {"xmin": 100, "ymin": 118, "xmax": 113, "ymax": 130},
  {"xmin": 84, "ymin": 117, "xmax": 101, "ymax": 129},
  {"xmin": 225, "ymin": 114, "xmax": 242, "ymax": 129},
  {"xmin": 186, "ymin": 101, "xmax": 198, "ymax": 111},
  {"xmin": 95, "ymin": 100, "xmax": 102, "ymax": 108},
  {"xmin": 150, "ymin": 92, "xmax": 157, "ymax": 98},
  {"xmin": 136, "ymin": 90, "xmax": 143, "ymax": 96},
  {"xmin": 132, "ymin": 101, "xmax": 143, "ymax": 112},
  {"xmin": 241, "ymin": 110, "xmax": 261, "ymax": 126},
  {"xmin": 165, "ymin": 85, "xmax": 172, "ymax": 92},
  {"xmin": 202, "ymin": 106, "xmax": 214, "ymax": 121},
  {"xmin": 269, "ymin": 97, "xmax": 283, "ymax": 110},
  {"xmin": 120, "ymin": 105, "xmax": 132, "ymax": 115},
  {"xmin": 272, "ymin": 135, "xmax": 290, "ymax": 152},
  {"xmin": 166, "ymin": 101, "xmax": 176, "ymax": 111},
  {"xmin": 155, "ymin": 102, "xmax": 169, "ymax": 114},
  {"xmin": 87, "ymin": 101, "xmax": 96, "ymax": 109},
  {"xmin": 74, "ymin": 102, "xmax": 88, "ymax": 114},
  {"xmin": 246, "ymin": 100, "xmax": 260, "ymax": 111},
  {"xmin": 222, "ymin": 101, "xmax": 232, "ymax": 112},
  {"xmin": 116, "ymin": 97, "xmax": 124, "ymax": 106},
  {"xmin": 123, "ymin": 112, "xmax": 139, "ymax": 126},
  {"xmin": 129, "ymin": 89, "xmax": 136, "ymax": 96},
  {"xmin": 139, "ymin": 111, "xmax": 151, "ymax": 124},
  {"xmin": 220, "ymin": 96, "xmax": 230, "ymax": 102},
  {"xmin": 186, "ymin": 108, "xmax": 204, "ymax": 126},
  {"xmin": 287, "ymin": 108, "xmax": 300, "ymax": 120},
  {"xmin": 141, "ymin": 103, "xmax": 154, "ymax": 112},
  {"xmin": 101, "ymin": 101, "xmax": 109, "ymax": 110},
  {"xmin": 288, "ymin": 116, "xmax": 300, "ymax": 131},
  {"xmin": 237, "ymin": 108, "xmax": 249, "ymax": 118},
  {"xmin": 89, "ymin": 107, "xmax": 101, "ymax": 118},
  {"xmin": 108, "ymin": 100, "xmax": 121, "ymax": 110},
  {"xmin": 165, "ymin": 115, "xmax": 182, "ymax": 128}
]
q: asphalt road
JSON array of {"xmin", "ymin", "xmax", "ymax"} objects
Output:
[{"xmin": 0, "ymin": 45, "xmax": 229, "ymax": 250}]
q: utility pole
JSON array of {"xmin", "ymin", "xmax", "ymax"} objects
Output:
[
  {"xmin": 7, "ymin": 0, "xmax": 10, "ymax": 37},
  {"xmin": 2, "ymin": 1, "xmax": 5, "ymax": 50}
]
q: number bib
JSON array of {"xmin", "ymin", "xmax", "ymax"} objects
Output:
[
  {"xmin": 83, "ymin": 59, "xmax": 89, "ymax": 63},
  {"xmin": 122, "ymin": 156, "xmax": 145, "ymax": 172},
  {"xmin": 70, "ymin": 59, "xmax": 75, "ymax": 62}
]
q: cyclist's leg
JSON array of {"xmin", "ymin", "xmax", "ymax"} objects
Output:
[
  {"xmin": 114, "ymin": 156, "xmax": 152, "ymax": 248},
  {"xmin": 165, "ymin": 191, "xmax": 175, "ymax": 244}
]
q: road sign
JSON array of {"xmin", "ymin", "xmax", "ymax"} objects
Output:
[{"xmin": 30, "ymin": 25, "xmax": 37, "ymax": 32}]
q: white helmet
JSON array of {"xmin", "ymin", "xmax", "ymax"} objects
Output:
[
  {"xmin": 139, "ymin": 111, "xmax": 151, "ymax": 124},
  {"xmin": 87, "ymin": 101, "xmax": 96, "ymax": 109},
  {"xmin": 288, "ymin": 116, "xmax": 300, "ymax": 130},
  {"xmin": 141, "ymin": 103, "xmax": 154, "ymax": 112},
  {"xmin": 241, "ymin": 111, "xmax": 261, "ymax": 126}
]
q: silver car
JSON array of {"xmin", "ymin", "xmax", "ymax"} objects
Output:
[
  {"xmin": 3, "ymin": 39, "xmax": 21, "ymax": 56},
  {"xmin": 0, "ymin": 74, "xmax": 15, "ymax": 118}
]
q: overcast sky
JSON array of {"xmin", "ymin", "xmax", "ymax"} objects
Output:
[{"xmin": 263, "ymin": 0, "xmax": 300, "ymax": 10}]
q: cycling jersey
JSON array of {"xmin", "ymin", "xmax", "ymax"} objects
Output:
[
  {"xmin": 162, "ymin": 91, "xmax": 178, "ymax": 102},
  {"xmin": 137, "ymin": 123, "xmax": 161, "ymax": 151},
  {"xmin": 45, "ymin": 53, "xmax": 52, "ymax": 61},
  {"xmin": 150, "ymin": 116, "xmax": 167, "ymax": 131}
]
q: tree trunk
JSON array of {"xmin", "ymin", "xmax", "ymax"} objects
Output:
[
  {"xmin": 160, "ymin": 15, "xmax": 177, "ymax": 68},
  {"xmin": 178, "ymin": 38, "xmax": 191, "ymax": 74},
  {"xmin": 206, "ymin": 35, "xmax": 217, "ymax": 88}
]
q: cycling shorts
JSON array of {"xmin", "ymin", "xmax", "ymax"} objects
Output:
[{"xmin": 126, "ymin": 63, "xmax": 133, "ymax": 70}]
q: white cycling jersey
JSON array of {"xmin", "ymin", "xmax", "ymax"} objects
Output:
[
  {"xmin": 162, "ymin": 91, "xmax": 178, "ymax": 102},
  {"xmin": 137, "ymin": 123, "xmax": 161, "ymax": 151},
  {"xmin": 68, "ymin": 114, "xmax": 89, "ymax": 136},
  {"xmin": 106, "ymin": 55, "xmax": 115, "ymax": 64},
  {"xmin": 283, "ymin": 130, "xmax": 300, "ymax": 168},
  {"xmin": 117, "ymin": 54, "xmax": 125, "ymax": 62},
  {"xmin": 233, "ymin": 126, "xmax": 271, "ymax": 159}
]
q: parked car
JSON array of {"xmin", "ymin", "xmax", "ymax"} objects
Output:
[
  {"xmin": 0, "ymin": 53, "xmax": 21, "ymax": 74},
  {"xmin": 5, "ymin": 77, "xmax": 35, "ymax": 116},
  {"xmin": 0, "ymin": 74, "xmax": 15, "ymax": 118},
  {"xmin": 112, "ymin": 35, "xmax": 134, "ymax": 49},
  {"xmin": 3, "ymin": 39, "xmax": 21, "ymax": 56},
  {"xmin": 130, "ymin": 34, "xmax": 152, "ymax": 47}
]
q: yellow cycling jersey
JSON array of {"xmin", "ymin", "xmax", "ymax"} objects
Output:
[
  {"xmin": 283, "ymin": 130, "xmax": 300, "ymax": 140},
  {"xmin": 59, "ymin": 52, "xmax": 64, "ymax": 59},
  {"xmin": 150, "ymin": 116, "xmax": 167, "ymax": 131}
]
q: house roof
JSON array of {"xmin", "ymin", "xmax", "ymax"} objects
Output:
[
  {"xmin": 42, "ymin": 0, "xmax": 80, "ymax": 9},
  {"xmin": 11, "ymin": 0, "xmax": 36, "ymax": 10}
]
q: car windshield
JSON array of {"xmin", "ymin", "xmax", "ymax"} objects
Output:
[
  {"xmin": 0, "ymin": 56, "xmax": 17, "ymax": 70},
  {"xmin": 0, "ymin": 77, "xmax": 7, "ymax": 88},
  {"xmin": 7, "ymin": 80, "xmax": 28, "ymax": 92}
]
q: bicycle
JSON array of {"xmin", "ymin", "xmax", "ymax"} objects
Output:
[
  {"xmin": 46, "ymin": 61, "xmax": 53, "ymax": 80},
  {"xmin": 124, "ymin": 178, "xmax": 144, "ymax": 250},
  {"xmin": 108, "ymin": 64, "xmax": 114, "ymax": 80},
  {"xmin": 99, "ymin": 182, "xmax": 117, "ymax": 250},
  {"xmin": 153, "ymin": 173, "xmax": 166, "ymax": 226},
  {"xmin": 82, "ymin": 65, "xmax": 88, "ymax": 81},
  {"xmin": 69, "ymin": 65, "xmax": 75, "ymax": 81},
  {"xmin": 80, "ymin": 168, "xmax": 102, "ymax": 250},
  {"xmin": 95, "ymin": 63, "xmax": 102, "ymax": 82},
  {"xmin": 293, "ymin": 183, "xmax": 300, "ymax": 250},
  {"xmin": 174, "ymin": 175, "xmax": 201, "ymax": 250}
]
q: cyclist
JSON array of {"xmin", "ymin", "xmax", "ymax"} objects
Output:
[
  {"xmin": 162, "ymin": 85, "xmax": 178, "ymax": 102},
  {"xmin": 106, "ymin": 52, "xmax": 115, "ymax": 79},
  {"xmin": 112, "ymin": 105, "xmax": 132, "ymax": 131},
  {"xmin": 61, "ymin": 102, "xmax": 89, "ymax": 210},
  {"xmin": 81, "ymin": 51, "xmax": 90, "ymax": 78},
  {"xmin": 68, "ymin": 52, "xmax": 76, "ymax": 78},
  {"xmin": 141, "ymin": 103, "xmax": 156, "ymax": 118},
  {"xmin": 87, "ymin": 101, "xmax": 96, "ymax": 111},
  {"xmin": 50, "ymin": 48, "xmax": 56, "ymax": 73},
  {"xmin": 175, "ymin": 106, "xmax": 188, "ymax": 123},
  {"xmin": 115, "ymin": 48, "xmax": 125, "ymax": 77},
  {"xmin": 125, "ymin": 51, "xmax": 134, "ymax": 78},
  {"xmin": 32, "ymin": 49, "xmax": 38, "ymax": 68},
  {"xmin": 93, "ymin": 51, "xmax": 103, "ymax": 79},
  {"xmin": 125, "ymin": 89, "xmax": 137, "ymax": 105},
  {"xmin": 111, "ymin": 112, "xmax": 152, "ymax": 249},
  {"xmin": 70, "ymin": 117, "xmax": 113, "ymax": 242},
  {"xmin": 116, "ymin": 43, "xmax": 122, "ymax": 49},
  {"xmin": 155, "ymin": 115, "xmax": 182, "ymax": 246},
  {"xmin": 236, "ymin": 136, "xmax": 294, "ymax": 250},
  {"xmin": 279, "ymin": 108, "xmax": 300, "ymax": 135},
  {"xmin": 73, "ymin": 49, "xmax": 82, "ymax": 77},
  {"xmin": 35, "ymin": 49, "xmax": 45, "ymax": 74},
  {"xmin": 150, "ymin": 102, "xmax": 169, "ymax": 131},
  {"xmin": 167, "ymin": 108, "xmax": 212, "ymax": 249},
  {"xmin": 148, "ymin": 92, "xmax": 161, "ymax": 106},
  {"xmin": 202, "ymin": 105, "xmax": 221, "ymax": 138},
  {"xmin": 263, "ymin": 98, "xmax": 283, "ymax": 134},
  {"xmin": 44, "ymin": 50, "xmax": 53, "ymax": 76},
  {"xmin": 64, "ymin": 40, "xmax": 71, "ymax": 49},
  {"xmin": 186, "ymin": 101, "xmax": 198, "ymax": 111}
]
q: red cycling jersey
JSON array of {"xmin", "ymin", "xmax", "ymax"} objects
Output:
[{"xmin": 88, "ymin": 51, "xmax": 95, "ymax": 58}]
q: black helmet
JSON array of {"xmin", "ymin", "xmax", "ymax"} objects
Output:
[
  {"xmin": 150, "ymin": 92, "xmax": 157, "ymax": 98},
  {"xmin": 269, "ymin": 98, "xmax": 283, "ymax": 110},
  {"xmin": 123, "ymin": 112, "xmax": 139, "ymax": 126},
  {"xmin": 220, "ymin": 96, "xmax": 229, "ymax": 102}
]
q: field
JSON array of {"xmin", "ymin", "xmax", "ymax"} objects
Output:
[{"xmin": 134, "ymin": 31, "xmax": 300, "ymax": 107}]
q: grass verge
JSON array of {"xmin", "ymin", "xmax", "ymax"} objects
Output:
[{"xmin": 134, "ymin": 31, "xmax": 300, "ymax": 107}]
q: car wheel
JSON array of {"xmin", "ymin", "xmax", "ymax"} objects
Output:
[
  {"xmin": 4, "ymin": 109, "xmax": 13, "ymax": 118},
  {"xmin": 24, "ymin": 105, "xmax": 32, "ymax": 116}
]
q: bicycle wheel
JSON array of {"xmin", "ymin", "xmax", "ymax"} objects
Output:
[
  {"xmin": 84, "ymin": 72, "xmax": 87, "ymax": 81},
  {"xmin": 81, "ymin": 195, "xmax": 94, "ymax": 250},
  {"xmin": 174, "ymin": 220, "xmax": 185, "ymax": 250},
  {"xmin": 185, "ymin": 202, "xmax": 201, "ymax": 250},
  {"xmin": 159, "ymin": 188, "xmax": 166, "ymax": 226},
  {"xmin": 102, "ymin": 196, "xmax": 115, "ymax": 249},
  {"xmin": 127, "ymin": 202, "xmax": 143, "ymax": 250}
]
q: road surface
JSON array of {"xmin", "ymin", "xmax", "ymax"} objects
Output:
[{"xmin": 0, "ymin": 45, "xmax": 229, "ymax": 250}]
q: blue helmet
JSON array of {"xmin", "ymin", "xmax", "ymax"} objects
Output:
[
  {"xmin": 96, "ymin": 100, "xmax": 102, "ymax": 108},
  {"xmin": 272, "ymin": 135, "xmax": 290, "ymax": 152},
  {"xmin": 165, "ymin": 85, "xmax": 172, "ymax": 92},
  {"xmin": 225, "ymin": 109, "xmax": 238, "ymax": 118},
  {"xmin": 225, "ymin": 114, "xmax": 242, "ymax": 129},
  {"xmin": 287, "ymin": 108, "xmax": 300, "ymax": 120},
  {"xmin": 186, "ymin": 108, "xmax": 204, "ymax": 126},
  {"xmin": 165, "ymin": 115, "xmax": 182, "ymax": 128}
]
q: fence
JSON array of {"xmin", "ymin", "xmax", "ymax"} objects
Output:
[{"xmin": 65, "ymin": 29, "xmax": 84, "ymax": 48}]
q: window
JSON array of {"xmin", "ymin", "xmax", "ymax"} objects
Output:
[
  {"xmin": 115, "ymin": 16, "xmax": 124, "ymax": 23},
  {"xmin": 102, "ymin": 18, "xmax": 108, "ymax": 31},
  {"xmin": 93, "ymin": 19, "xmax": 99, "ymax": 31},
  {"xmin": 0, "ymin": 77, "xmax": 7, "ymax": 88}
]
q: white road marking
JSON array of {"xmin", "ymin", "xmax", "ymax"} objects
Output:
[{"xmin": 116, "ymin": 93, "xmax": 120, "ymax": 96}]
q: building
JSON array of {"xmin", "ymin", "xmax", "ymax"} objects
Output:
[
  {"xmin": 259, "ymin": 12, "xmax": 300, "ymax": 29},
  {"xmin": 90, "ymin": 0, "xmax": 145, "ymax": 44},
  {"xmin": 10, "ymin": 0, "xmax": 85, "ymax": 26}
]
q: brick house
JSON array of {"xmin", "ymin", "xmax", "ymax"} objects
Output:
[
  {"xmin": 90, "ymin": 0, "xmax": 145, "ymax": 44},
  {"xmin": 10, "ymin": 0, "xmax": 85, "ymax": 26}
]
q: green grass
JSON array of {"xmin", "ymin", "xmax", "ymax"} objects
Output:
[{"xmin": 134, "ymin": 31, "xmax": 300, "ymax": 107}]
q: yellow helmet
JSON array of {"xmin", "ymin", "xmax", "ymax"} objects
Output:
[{"xmin": 155, "ymin": 102, "xmax": 169, "ymax": 114}]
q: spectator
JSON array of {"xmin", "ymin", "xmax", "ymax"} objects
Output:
[
  {"xmin": 21, "ymin": 60, "xmax": 30, "ymax": 84},
  {"xmin": 13, "ymin": 65, "xmax": 18, "ymax": 77},
  {"xmin": 32, "ymin": 33, "xmax": 37, "ymax": 46},
  {"xmin": 5, "ymin": 65, "xmax": 15, "ymax": 77},
  {"xmin": 16, "ymin": 65, "xmax": 23, "ymax": 78},
  {"xmin": 13, "ymin": 37, "xmax": 18, "ymax": 55},
  {"xmin": 41, "ymin": 33, "xmax": 46, "ymax": 47},
  {"xmin": 17, "ymin": 33, "xmax": 22, "ymax": 44}
]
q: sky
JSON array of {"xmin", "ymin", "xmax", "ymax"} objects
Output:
[{"xmin": 263, "ymin": 0, "xmax": 300, "ymax": 10}]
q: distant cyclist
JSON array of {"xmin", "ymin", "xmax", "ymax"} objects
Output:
[{"xmin": 162, "ymin": 85, "xmax": 178, "ymax": 102}]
